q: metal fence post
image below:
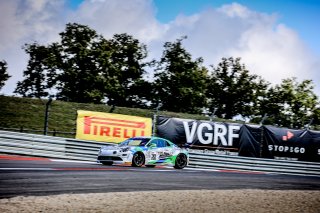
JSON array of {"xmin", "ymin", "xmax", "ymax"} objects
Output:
[
  {"xmin": 260, "ymin": 114, "xmax": 267, "ymax": 158},
  {"xmin": 152, "ymin": 103, "xmax": 162, "ymax": 137},
  {"xmin": 43, "ymin": 97, "xmax": 52, "ymax": 135}
]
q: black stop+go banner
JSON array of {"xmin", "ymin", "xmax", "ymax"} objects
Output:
[{"xmin": 156, "ymin": 116, "xmax": 320, "ymax": 162}]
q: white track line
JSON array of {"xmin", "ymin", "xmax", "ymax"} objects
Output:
[
  {"xmin": 0, "ymin": 168, "xmax": 54, "ymax": 170},
  {"xmin": 50, "ymin": 159, "xmax": 98, "ymax": 164}
]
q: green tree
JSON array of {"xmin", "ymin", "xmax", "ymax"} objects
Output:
[
  {"xmin": 15, "ymin": 23, "xmax": 151, "ymax": 106},
  {"xmin": 0, "ymin": 60, "xmax": 11, "ymax": 91},
  {"xmin": 15, "ymin": 23, "xmax": 106, "ymax": 102},
  {"xmin": 105, "ymin": 33, "xmax": 151, "ymax": 108},
  {"xmin": 207, "ymin": 57, "xmax": 268, "ymax": 119},
  {"xmin": 153, "ymin": 37, "xmax": 208, "ymax": 113},
  {"xmin": 313, "ymin": 106, "xmax": 320, "ymax": 129},
  {"xmin": 259, "ymin": 78, "xmax": 319, "ymax": 128},
  {"xmin": 52, "ymin": 23, "xmax": 109, "ymax": 103},
  {"xmin": 14, "ymin": 44, "xmax": 55, "ymax": 98}
]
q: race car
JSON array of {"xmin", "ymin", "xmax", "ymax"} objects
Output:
[{"xmin": 97, "ymin": 136, "xmax": 189, "ymax": 169}]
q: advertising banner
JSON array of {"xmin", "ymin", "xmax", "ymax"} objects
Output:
[
  {"xmin": 156, "ymin": 116, "xmax": 241, "ymax": 152},
  {"xmin": 156, "ymin": 116, "xmax": 320, "ymax": 162},
  {"xmin": 76, "ymin": 110, "xmax": 152, "ymax": 143},
  {"xmin": 238, "ymin": 124, "xmax": 261, "ymax": 157},
  {"xmin": 262, "ymin": 126, "xmax": 320, "ymax": 161}
]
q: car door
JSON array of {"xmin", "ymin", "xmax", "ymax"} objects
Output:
[
  {"xmin": 162, "ymin": 140, "xmax": 174, "ymax": 159},
  {"xmin": 146, "ymin": 139, "xmax": 159, "ymax": 161},
  {"xmin": 155, "ymin": 139, "xmax": 173, "ymax": 160},
  {"xmin": 147, "ymin": 139, "xmax": 173, "ymax": 161}
]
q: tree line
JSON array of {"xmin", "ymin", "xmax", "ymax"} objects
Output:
[{"xmin": 1, "ymin": 23, "xmax": 319, "ymax": 129}]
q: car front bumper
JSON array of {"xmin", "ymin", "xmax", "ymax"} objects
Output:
[{"xmin": 97, "ymin": 149, "xmax": 132, "ymax": 164}]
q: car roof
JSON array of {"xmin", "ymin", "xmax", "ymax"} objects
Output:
[
  {"xmin": 125, "ymin": 137, "xmax": 175, "ymax": 146},
  {"xmin": 129, "ymin": 136, "xmax": 168, "ymax": 140}
]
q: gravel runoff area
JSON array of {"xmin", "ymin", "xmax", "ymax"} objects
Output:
[{"xmin": 0, "ymin": 190, "xmax": 320, "ymax": 213}]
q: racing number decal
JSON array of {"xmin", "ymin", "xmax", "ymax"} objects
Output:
[{"xmin": 151, "ymin": 153, "xmax": 157, "ymax": 160}]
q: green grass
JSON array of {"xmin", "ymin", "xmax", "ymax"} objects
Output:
[
  {"xmin": 2, "ymin": 95, "xmax": 318, "ymax": 138},
  {"xmin": 0, "ymin": 95, "xmax": 221, "ymax": 137}
]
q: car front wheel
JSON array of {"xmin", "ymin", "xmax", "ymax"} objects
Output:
[
  {"xmin": 132, "ymin": 152, "xmax": 145, "ymax": 167},
  {"xmin": 174, "ymin": 153, "xmax": 187, "ymax": 169}
]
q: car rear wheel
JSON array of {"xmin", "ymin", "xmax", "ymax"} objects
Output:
[
  {"xmin": 132, "ymin": 152, "xmax": 145, "ymax": 167},
  {"xmin": 174, "ymin": 153, "xmax": 187, "ymax": 169}
]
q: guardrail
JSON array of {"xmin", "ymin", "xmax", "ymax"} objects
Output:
[
  {"xmin": 0, "ymin": 130, "xmax": 107, "ymax": 161},
  {"xmin": 0, "ymin": 130, "xmax": 319, "ymax": 176},
  {"xmin": 188, "ymin": 151, "xmax": 320, "ymax": 176}
]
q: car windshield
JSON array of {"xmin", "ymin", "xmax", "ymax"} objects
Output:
[{"xmin": 119, "ymin": 138, "xmax": 150, "ymax": 147}]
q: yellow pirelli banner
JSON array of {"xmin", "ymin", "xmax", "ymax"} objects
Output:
[{"xmin": 76, "ymin": 110, "xmax": 152, "ymax": 143}]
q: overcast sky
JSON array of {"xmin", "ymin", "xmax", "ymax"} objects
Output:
[{"xmin": 0, "ymin": 0, "xmax": 319, "ymax": 96}]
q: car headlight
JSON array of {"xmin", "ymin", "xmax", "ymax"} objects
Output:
[
  {"xmin": 120, "ymin": 147, "xmax": 130, "ymax": 152},
  {"xmin": 98, "ymin": 146, "xmax": 108, "ymax": 154}
]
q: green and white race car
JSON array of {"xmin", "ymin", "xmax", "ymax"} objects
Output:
[{"xmin": 97, "ymin": 136, "xmax": 189, "ymax": 169}]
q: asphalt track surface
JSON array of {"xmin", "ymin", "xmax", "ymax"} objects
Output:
[{"xmin": 0, "ymin": 155, "xmax": 320, "ymax": 198}]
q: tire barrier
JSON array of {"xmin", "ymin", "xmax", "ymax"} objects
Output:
[{"xmin": 0, "ymin": 130, "xmax": 319, "ymax": 176}]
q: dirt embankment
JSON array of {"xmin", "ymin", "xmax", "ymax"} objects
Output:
[{"xmin": 1, "ymin": 190, "xmax": 320, "ymax": 213}]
